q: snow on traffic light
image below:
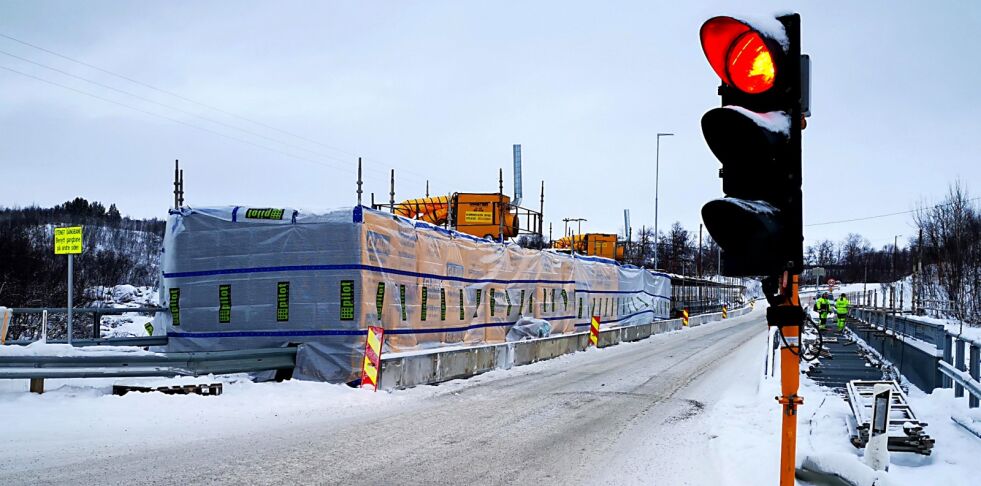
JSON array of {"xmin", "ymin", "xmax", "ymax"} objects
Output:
[{"xmin": 699, "ymin": 14, "xmax": 804, "ymax": 277}]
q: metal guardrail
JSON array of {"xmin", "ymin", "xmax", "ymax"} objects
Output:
[
  {"xmin": 3, "ymin": 336, "xmax": 169, "ymax": 347},
  {"xmin": 850, "ymin": 308, "xmax": 981, "ymax": 410},
  {"xmin": 10, "ymin": 306, "xmax": 166, "ymax": 314},
  {"xmin": 940, "ymin": 333, "xmax": 981, "ymax": 409},
  {"xmin": 851, "ymin": 308, "xmax": 946, "ymax": 347},
  {"xmin": 4, "ymin": 306, "xmax": 167, "ymax": 341},
  {"xmin": 0, "ymin": 347, "xmax": 297, "ymax": 379}
]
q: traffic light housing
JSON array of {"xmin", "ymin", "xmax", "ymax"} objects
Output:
[{"xmin": 699, "ymin": 14, "xmax": 804, "ymax": 277}]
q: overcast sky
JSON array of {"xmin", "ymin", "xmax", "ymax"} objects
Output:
[{"xmin": 1, "ymin": 0, "xmax": 979, "ymax": 249}]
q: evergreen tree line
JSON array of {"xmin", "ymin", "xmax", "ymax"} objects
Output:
[{"xmin": 0, "ymin": 198, "xmax": 164, "ymax": 307}]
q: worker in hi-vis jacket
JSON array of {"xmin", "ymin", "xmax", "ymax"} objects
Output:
[
  {"xmin": 814, "ymin": 292, "xmax": 831, "ymax": 330},
  {"xmin": 835, "ymin": 294, "xmax": 850, "ymax": 331}
]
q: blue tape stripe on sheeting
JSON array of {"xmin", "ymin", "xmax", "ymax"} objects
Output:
[
  {"xmin": 231, "ymin": 206, "xmax": 240, "ymax": 222},
  {"xmin": 163, "ymin": 263, "xmax": 576, "ymax": 285},
  {"xmin": 575, "ymin": 289, "xmax": 671, "ymax": 300},
  {"xmin": 168, "ymin": 315, "xmax": 581, "ymax": 338},
  {"xmin": 168, "ymin": 329, "xmax": 366, "ymax": 338},
  {"xmin": 388, "ymin": 314, "xmax": 580, "ymax": 334}
]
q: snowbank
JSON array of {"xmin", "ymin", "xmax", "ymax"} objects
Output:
[{"xmin": 0, "ymin": 341, "xmax": 156, "ymax": 357}]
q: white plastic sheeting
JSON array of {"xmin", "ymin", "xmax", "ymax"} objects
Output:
[{"xmin": 156, "ymin": 206, "xmax": 671, "ymax": 382}]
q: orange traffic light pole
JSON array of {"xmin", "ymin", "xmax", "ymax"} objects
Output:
[{"xmin": 775, "ymin": 274, "xmax": 803, "ymax": 486}]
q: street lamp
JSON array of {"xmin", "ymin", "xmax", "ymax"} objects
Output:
[{"xmin": 654, "ymin": 132, "xmax": 674, "ymax": 270}]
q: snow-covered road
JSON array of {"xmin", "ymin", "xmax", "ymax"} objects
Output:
[{"xmin": 0, "ymin": 311, "xmax": 767, "ymax": 485}]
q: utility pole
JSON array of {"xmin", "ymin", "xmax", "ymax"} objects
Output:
[
  {"xmin": 653, "ymin": 132, "xmax": 674, "ymax": 270},
  {"xmin": 916, "ymin": 229, "xmax": 923, "ymax": 313}
]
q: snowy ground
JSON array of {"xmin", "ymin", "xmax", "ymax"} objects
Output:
[
  {"xmin": 707, "ymin": 333, "xmax": 981, "ymax": 486},
  {"xmin": 2, "ymin": 305, "xmax": 978, "ymax": 485},
  {"xmin": 91, "ymin": 285, "xmax": 158, "ymax": 338},
  {"xmin": 0, "ymin": 311, "xmax": 766, "ymax": 485}
]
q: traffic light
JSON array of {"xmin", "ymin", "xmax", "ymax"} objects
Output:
[{"xmin": 699, "ymin": 14, "xmax": 804, "ymax": 277}]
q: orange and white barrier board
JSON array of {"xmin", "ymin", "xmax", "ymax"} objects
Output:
[
  {"xmin": 360, "ymin": 326, "xmax": 385, "ymax": 391},
  {"xmin": 0, "ymin": 307, "xmax": 10, "ymax": 345},
  {"xmin": 682, "ymin": 308, "xmax": 689, "ymax": 326},
  {"xmin": 589, "ymin": 315, "xmax": 600, "ymax": 346}
]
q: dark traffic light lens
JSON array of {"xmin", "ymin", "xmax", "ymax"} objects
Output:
[
  {"xmin": 701, "ymin": 107, "xmax": 788, "ymax": 176},
  {"xmin": 702, "ymin": 198, "xmax": 780, "ymax": 250}
]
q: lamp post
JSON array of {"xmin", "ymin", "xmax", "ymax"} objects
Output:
[{"xmin": 654, "ymin": 132, "xmax": 674, "ymax": 270}]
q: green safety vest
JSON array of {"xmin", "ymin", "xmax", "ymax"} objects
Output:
[
  {"xmin": 816, "ymin": 298, "xmax": 829, "ymax": 313},
  {"xmin": 835, "ymin": 298, "xmax": 849, "ymax": 314}
]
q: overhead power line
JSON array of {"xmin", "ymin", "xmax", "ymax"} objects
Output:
[
  {"xmin": 0, "ymin": 64, "xmax": 386, "ymax": 179},
  {"xmin": 806, "ymin": 196, "xmax": 981, "ymax": 227},
  {"xmin": 0, "ymin": 48, "xmax": 377, "ymax": 174},
  {"xmin": 0, "ymin": 31, "xmax": 445, "ymax": 187}
]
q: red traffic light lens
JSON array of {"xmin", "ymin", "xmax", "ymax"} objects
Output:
[{"xmin": 700, "ymin": 16, "xmax": 777, "ymax": 94}]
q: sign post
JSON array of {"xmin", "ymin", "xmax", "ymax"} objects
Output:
[{"xmin": 54, "ymin": 226, "xmax": 83, "ymax": 345}]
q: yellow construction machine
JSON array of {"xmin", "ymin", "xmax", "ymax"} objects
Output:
[
  {"xmin": 553, "ymin": 233, "xmax": 625, "ymax": 260},
  {"xmin": 393, "ymin": 193, "xmax": 520, "ymax": 240}
]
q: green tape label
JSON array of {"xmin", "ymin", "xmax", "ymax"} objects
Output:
[
  {"xmin": 376, "ymin": 282, "xmax": 385, "ymax": 320},
  {"xmin": 218, "ymin": 284, "xmax": 231, "ymax": 323},
  {"xmin": 490, "ymin": 288, "xmax": 496, "ymax": 317},
  {"xmin": 169, "ymin": 288, "xmax": 181, "ymax": 326},
  {"xmin": 519, "ymin": 289, "xmax": 525, "ymax": 315},
  {"xmin": 245, "ymin": 208, "xmax": 285, "ymax": 220},
  {"xmin": 421, "ymin": 287, "xmax": 428, "ymax": 321},
  {"xmin": 562, "ymin": 289, "xmax": 568, "ymax": 311},
  {"xmin": 542, "ymin": 288, "xmax": 547, "ymax": 313},
  {"xmin": 276, "ymin": 282, "xmax": 289, "ymax": 322},
  {"xmin": 459, "ymin": 289, "xmax": 465, "ymax": 320},
  {"xmin": 505, "ymin": 289, "xmax": 512, "ymax": 315},
  {"xmin": 440, "ymin": 288, "xmax": 446, "ymax": 321},
  {"xmin": 400, "ymin": 284, "xmax": 407, "ymax": 321},
  {"xmin": 551, "ymin": 288, "xmax": 556, "ymax": 313},
  {"xmin": 340, "ymin": 280, "xmax": 354, "ymax": 321},
  {"xmin": 578, "ymin": 297, "xmax": 583, "ymax": 319}
]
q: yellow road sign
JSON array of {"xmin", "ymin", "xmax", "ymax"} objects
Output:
[{"xmin": 54, "ymin": 226, "xmax": 83, "ymax": 255}]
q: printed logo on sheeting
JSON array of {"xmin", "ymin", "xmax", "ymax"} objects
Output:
[
  {"xmin": 361, "ymin": 326, "xmax": 385, "ymax": 392},
  {"xmin": 589, "ymin": 315, "xmax": 600, "ymax": 347}
]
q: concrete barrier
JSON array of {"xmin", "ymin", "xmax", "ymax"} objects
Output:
[{"xmin": 379, "ymin": 303, "xmax": 752, "ymax": 390}]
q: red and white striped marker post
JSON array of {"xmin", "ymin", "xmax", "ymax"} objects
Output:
[
  {"xmin": 682, "ymin": 308, "xmax": 690, "ymax": 327},
  {"xmin": 360, "ymin": 326, "xmax": 385, "ymax": 391},
  {"xmin": 589, "ymin": 315, "xmax": 600, "ymax": 347}
]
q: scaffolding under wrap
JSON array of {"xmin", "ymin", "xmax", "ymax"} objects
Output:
[{"xmin": 156, "ymin": 206, "xmax": 671, "ymax": 383}]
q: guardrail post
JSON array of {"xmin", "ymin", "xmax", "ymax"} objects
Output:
[
  {"xmin": 955, "ymin": 338, "xmax": 966, "ymax": 399},
  {"xmin": 29, "ymin": 378, "xmax": 44, "ymax": 394},
  {"xmin": 970, "ymin": 343, "xmax": 980, "ymax": 408},
  {"xmin": 943, "ymin": 334, "xmax": 954, "ymax": 389},
  {"xmin": 93, "ymin": 311, "xmax": 100, "ymax": 339}
]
